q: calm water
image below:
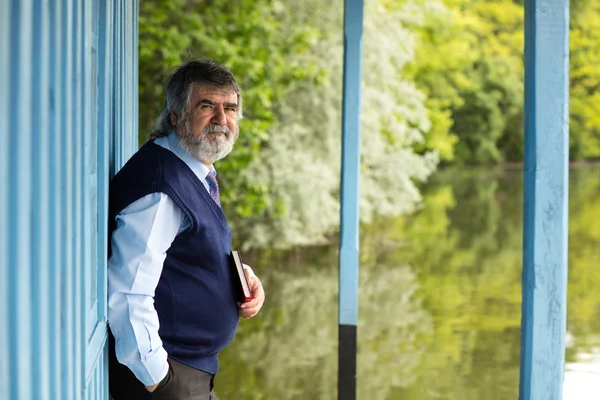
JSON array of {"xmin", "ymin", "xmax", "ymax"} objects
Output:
[{"xmin": 218, "ymin": 166, "xmax": 600, "ymax": 400}]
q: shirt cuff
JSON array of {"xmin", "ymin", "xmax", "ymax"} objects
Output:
[{"xmin": 133, "ymin": 346, "xmax": 169, "ymax": 386}]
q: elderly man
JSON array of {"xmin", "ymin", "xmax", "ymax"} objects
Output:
[{"xmin": 107, "ymin": 60, "xmax": 265, "ymax": 400}]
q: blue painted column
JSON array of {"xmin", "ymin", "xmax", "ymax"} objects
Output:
[
  {"xmin": 338, "ymin": 0, "xmax": 364, "ymax": 399},
  {"xmin": 519, "ymin": 0, "xmax": 570, "ymax": 399}
]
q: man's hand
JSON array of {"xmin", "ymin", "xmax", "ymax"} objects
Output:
[
  {"xmin": 239, "ymin": 269, "xmax": 265, "ymax": 319},
  {"xmin": 145, "ymin": 366, "xmax": 169, "ymax": 393},
  {"xmin": 145, "ymin": 382, "xmax": 160, "ymax": 393}
]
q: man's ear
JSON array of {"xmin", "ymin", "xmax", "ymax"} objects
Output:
[{"xmin": 169, "ymin": 109, "xmax": 178, "ymax": 126}]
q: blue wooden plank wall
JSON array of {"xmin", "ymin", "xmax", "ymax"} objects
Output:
[{"xmin": 0, "ymin": 1, "xmax": 138, "ymax": 399}]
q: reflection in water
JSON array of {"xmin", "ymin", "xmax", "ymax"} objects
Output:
[
  {"xmin": 217, "ymin": 167, "xmax": 600, "ymax": 399},
  {"xmin": 564, "ymin": 346, "xmax": 600, "ymax": 400}
]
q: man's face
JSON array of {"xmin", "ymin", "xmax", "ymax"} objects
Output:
[{"xmin": 173, "ymin": 86, "xmax": 239, "ymax": 165}]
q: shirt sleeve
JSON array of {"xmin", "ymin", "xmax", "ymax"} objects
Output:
[{"xmin": 107, "ymin": 192, "xmax": 185, "ymax": 386}]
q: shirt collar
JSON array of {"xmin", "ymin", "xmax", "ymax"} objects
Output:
[{"xmin": 167, "ymin": 131, "xmax": 216, "ymax": 181}]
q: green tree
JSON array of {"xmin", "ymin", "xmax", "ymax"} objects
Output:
[
  {"xmin": 404, "ymin": 0, "xmax": 600, "ymax": 164},
  {"xmin": 239, "ymin": 0, "xmax": 440, "ymax": 249},
  {"xmin": 139, "ymin": 0, "xmax": 443, "ymax": 249},
  {"xmin": 569, "ymin": 1, "xmax": 600, "ymax": 160},
  {"xmin": 405, "ymin": 0, "xmax": 525, "ymax": 165},
  {"xmin": 139, "ymin": 0, "xmax": 321, "ymax": 226}
]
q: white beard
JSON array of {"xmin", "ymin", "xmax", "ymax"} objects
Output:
[{"xmin": 178, "ymin": 120, "xmax": 237, "ymax": 164}]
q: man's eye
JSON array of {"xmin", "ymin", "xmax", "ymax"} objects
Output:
[
  {"xmin": 225, "ymin": 108, "xmax": 236, "ymax": 112},
  {"xmin": 201, "ymin": 104, "xmax": 212, "ymax": 110}
]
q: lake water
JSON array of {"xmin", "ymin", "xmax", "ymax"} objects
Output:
[{"xmin": 218, "ymin": 166, "xmax": 600, "ymax": 400}]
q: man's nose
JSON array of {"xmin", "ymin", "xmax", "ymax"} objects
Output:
[{"xmin": 211, "ymin": 106, "xmax": 227, "ymax": 125}]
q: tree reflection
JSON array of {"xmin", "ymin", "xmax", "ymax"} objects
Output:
[
  {"xmin": 218, "ymin": 167, "xmax": 600, "ymax": 399},
  {"xmin": 218, "ymin": 247, "xmax": 431, "ymax": 399}
]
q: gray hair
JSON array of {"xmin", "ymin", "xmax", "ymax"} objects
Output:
[{"xmin": 149, "ymin": 60, "xmax": 243, "ymax": 140}]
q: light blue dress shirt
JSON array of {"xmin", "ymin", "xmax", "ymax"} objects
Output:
[{"xmin": 107, "ymin": 132, "xmax": 252, "ymax": 386}]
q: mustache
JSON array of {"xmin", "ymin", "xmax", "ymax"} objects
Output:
[{"xmin": 202, "ymin": 124, "xmax": 231, "ymax": 135}]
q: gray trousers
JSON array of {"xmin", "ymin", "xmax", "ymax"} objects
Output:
[
  {"xmin": 109, "ymin": 333, "xmax": 219, "ymax": 400},
  {"xmin": 152, "ymin": 357, "xmax": 219, "ymax": 400}
]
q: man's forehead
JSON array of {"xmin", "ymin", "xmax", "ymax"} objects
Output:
[{"xmin": 191, "ymin": 85, "xmax": 237, "ymax": 103}]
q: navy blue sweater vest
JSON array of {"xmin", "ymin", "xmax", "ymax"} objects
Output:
[{"xmin": 108, "ymin": 141, "xmax": 239, "ymax": 375}]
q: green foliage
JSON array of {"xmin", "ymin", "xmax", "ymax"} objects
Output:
[
  {"xmin": 138, "ymin": 0, "xmax": 600, "ymax": 250},
  {"xmin": 405, "ymin": 0, "xmax": 600, "ymax": 164},
  {"xmin": 139, "ymin": 0, "xmax": 443, "ymax": 249},
  {"xmin": 139, "ymin": 0, "xmax": 321, "ymax": 227},
  {"xmin": 404, "ymin": 0, "xmax": 524, "ymax": 164},
  {"xmin": 570, "ymin": 1, "xmax": 600, "ymax": 160},
  {"xmin": 238, "ymin": 0, "xmax": 439, "ymax": 249}
]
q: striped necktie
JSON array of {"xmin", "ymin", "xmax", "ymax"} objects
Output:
[{"xmin": 205, "ymin": 172, "xmax": 221, "ymax": 207}]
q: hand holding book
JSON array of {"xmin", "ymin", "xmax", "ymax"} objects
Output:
[
  {"xmin": 231, "ymin": 249, "xmax": 265, "ymax": 319},
  {"xmin": 231, "ymin": 249, "xmax": 252, "ymax": 302}
]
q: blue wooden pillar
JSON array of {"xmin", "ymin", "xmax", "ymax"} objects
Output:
[
  {"xmin": 519, "ymin": 0, "xmax": 570, "ymax": 399},
  {"xmin": 338, "ymin": 0, "xmax": 364, "ymax": 399}
]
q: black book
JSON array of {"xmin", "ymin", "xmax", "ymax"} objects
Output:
[{"xmin": 231, "ymin": 249, "xmax": 252, "ymax": 302}]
